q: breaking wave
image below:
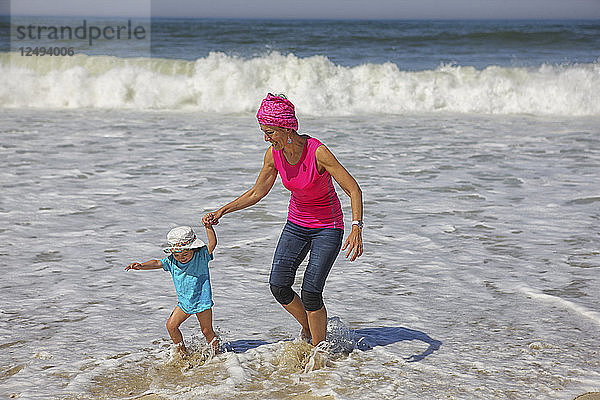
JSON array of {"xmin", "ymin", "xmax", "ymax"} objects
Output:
[{"xmin": 1, "ymin": 52, "xmax": 599, "ymax": 116}]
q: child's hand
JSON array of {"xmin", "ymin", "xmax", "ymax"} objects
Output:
[
  {"xmin": 125, "ymin": 262, "xmax": 142, "ymax": 271},
  {"xmin": 202, "ymin": 211, "xmax": 220, "ymax": 227}
]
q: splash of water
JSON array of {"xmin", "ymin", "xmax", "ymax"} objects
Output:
[{"xmin": 325, "ymin": 316, "xmax": 358, "ymax": 354}]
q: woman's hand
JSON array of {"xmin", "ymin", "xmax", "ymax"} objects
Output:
[
  {"xmin": 202, "ymin": 210, "xmax": 222, "ymax": 227},
  {"xmin": 342, "ymin": 226, "xmax": 363, "ymax": 261}
]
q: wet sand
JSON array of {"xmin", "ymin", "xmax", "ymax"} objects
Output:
[
  {"xmin": 136, "ymin": 392, "xmax": 599, "ymax": 400},
  {"xmin": 575, "ymin": 393, "xmax": 600, "ymax": 400}
]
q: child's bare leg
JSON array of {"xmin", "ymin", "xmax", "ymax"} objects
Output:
[
  {"xmin": 166, "ymin": 306, "xmax": 192, "ymax": 355},
  {"xmin": 196, "ymin": 308, "xmax": 219, "ymax": 354}
]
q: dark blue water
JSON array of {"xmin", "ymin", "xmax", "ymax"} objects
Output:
[
  {"xmin": 149, "ymin": 19, "xmax": 600, "ymax": 69},
  {"xmin": 4, "ymin": 17, "xmax": 600, "ymax": 70}
]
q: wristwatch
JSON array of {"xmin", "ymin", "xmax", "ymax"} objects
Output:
[{"xmin": 352, "ymin": 220, "xmax": 363, "ymax": 229}]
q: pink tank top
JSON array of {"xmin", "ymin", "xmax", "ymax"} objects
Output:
[{"xmin": 272, "ymin": 137, "xmax": 344, "ymax": 229}]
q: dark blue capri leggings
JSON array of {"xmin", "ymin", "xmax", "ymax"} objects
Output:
[{"xmin": 269, "ymin": 221, "xmax": 343, "ymax": 311}]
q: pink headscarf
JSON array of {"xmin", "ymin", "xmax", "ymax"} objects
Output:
[{"xmin": 256, "ymin": 93, "xmax": 298, "ymax": 131}]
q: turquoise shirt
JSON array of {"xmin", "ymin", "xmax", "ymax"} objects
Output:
[{"xmin": 160, "ymin": 246, "xmax": 214, "ymax": 314}]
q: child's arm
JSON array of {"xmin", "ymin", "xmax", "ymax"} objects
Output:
[
  {"xmin": 205, "ymin": 225, "xmax": 217, "ymax": 255},
  {"xmin": 125, "ymin": 259, "xmax": 163, "ymax": 271}
]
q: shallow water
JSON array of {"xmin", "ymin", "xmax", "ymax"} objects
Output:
[{"xmin": 1, "ymin": 108, "xmax": 599, "ymax": 399}]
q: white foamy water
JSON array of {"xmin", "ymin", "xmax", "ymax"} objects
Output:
[
  {"xmin": 1, "ymin": 108, "xmax": 599, "ymax": 399},
  {"xmin": 1, "ymin": 52, "xmax": 600, "ymax": 116}
]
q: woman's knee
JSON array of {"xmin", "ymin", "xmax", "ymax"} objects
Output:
[
  {"xmin": 270, "ymin": 284, "xmax": 295, "ymax": 305},
  {"xmin": 301, "ymin": 290, "xmax": 323, "ymax": 311}
]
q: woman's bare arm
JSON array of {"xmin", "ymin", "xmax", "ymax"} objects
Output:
[
  {"xmin": 203, "ymin": 148, "xmax": 278, "ymax": 225},
  {"xmin": 316, "ymin": 145, "xmax": 364, "ymax": 261}
]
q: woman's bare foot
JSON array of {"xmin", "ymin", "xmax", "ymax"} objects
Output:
[{"xmin": 301, "ymin": 328, "xmax": 312, "ymax": 343}]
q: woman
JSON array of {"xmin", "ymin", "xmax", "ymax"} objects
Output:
[{"xmin": 202, "ymin": 93, "xmax": 363, "ymax": 346}]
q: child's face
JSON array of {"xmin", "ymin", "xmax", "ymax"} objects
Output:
[{"xmin": 172, "ymin": 249, "xmax": 194, "ymax": 263}]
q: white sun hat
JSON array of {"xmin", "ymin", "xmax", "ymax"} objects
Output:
[{"xmin": 163, "ymin": 226, "xmax": 206, "ymax": 253}]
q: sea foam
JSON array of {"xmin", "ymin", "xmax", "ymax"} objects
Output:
[
  {"xmin": 519, "ymin": 286, "xmax": 600, "ymax": 327},
  {"xmin": 1, "ymin": 52, "xmax": 599, "ymax": 115}
]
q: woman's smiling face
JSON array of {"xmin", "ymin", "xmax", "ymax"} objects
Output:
[{"xmin": 260, "ymin": 124, "xmax": 287, "ymax": 150}]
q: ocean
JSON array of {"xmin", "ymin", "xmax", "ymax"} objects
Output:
[{"xmin": 1, "ymin": 18, "xmax": 599, "ymax": 399}]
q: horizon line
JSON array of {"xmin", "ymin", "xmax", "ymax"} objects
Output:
[{"xmin": 4, "ymin": 14, "xmax": 600, "ymax": 21}]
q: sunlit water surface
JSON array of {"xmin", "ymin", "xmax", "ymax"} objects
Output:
[{"xmin": 1, "ymin": 109, "xmax": 599, "ymax": 399}]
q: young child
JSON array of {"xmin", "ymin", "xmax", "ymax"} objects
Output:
[{"xmin": 126, "ymin": 225, "xmax": 218, "ymax": 356}]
